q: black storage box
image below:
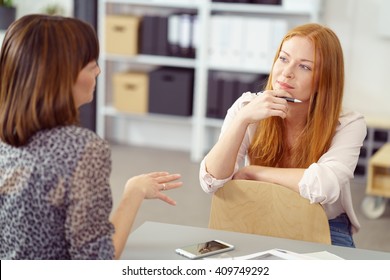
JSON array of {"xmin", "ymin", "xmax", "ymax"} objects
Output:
[{"xmin": 149, "ymin": 67, "xmax": 194, "ymax": 116}]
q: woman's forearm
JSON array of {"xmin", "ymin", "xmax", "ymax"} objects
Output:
[
  {"xmin": 205, "ymin": 117, "xmax": 248, "ymax": 179},
  {"xmin": 110, "ymin": 187, "xmax": 144, "ymax": 259},
  {"xmin": 259, "ymin": 166, "xmax": 305, "ymax": 192},
  {"xmin": 234, "ymin": 165, "xmax": 305, "ymax": 193},
  {"xmin": 109, "ymin": 172, "xmax": 182, "ymax": 259}
]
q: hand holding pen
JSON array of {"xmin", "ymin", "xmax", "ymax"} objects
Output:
[
  {"xmin": 236, "ymin": 89, "xmax": 303, "ymax": 123},
  {"xmin": 253, "ymin": 91, "xmax": 302, "ymax": 103}
]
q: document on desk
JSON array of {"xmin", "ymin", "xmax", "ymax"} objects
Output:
[
  {"xmin": 207, "ymin": 249, "xmax": 344, "ymax": 260},
  {"xmin": 234, "ymin": 249, "xmax": 344, "ymax": 260}
]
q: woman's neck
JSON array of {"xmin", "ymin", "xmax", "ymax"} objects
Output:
[{"xmin": 284, "ymin": 106, "xmax": 308, "ymax": 147}]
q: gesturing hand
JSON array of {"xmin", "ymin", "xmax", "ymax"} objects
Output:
[{"xmin": 124, "ymin": 172, "xmax": 183, "ymax": 205}]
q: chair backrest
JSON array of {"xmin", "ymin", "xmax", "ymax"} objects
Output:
[{"xmin": 209, "ymin": 179, "xmax": 331, "ymax": 244}]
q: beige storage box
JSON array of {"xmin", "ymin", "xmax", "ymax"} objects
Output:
[
  {"xmin": 112, "ymin": 72, "xmax": 149, "ymax": 114},
  {"xmin": 105, "ymin": 15, "xmax": 140, "ymax": 55}
]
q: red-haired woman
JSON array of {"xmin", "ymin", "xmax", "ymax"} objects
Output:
[{"xmin": 200, "ymin": 23, "xmax": 366, "ymax": 247}]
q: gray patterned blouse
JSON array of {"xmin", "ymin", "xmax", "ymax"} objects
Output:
[{"xmin": 0, "ymin": 126, "xmax": 115, "ymax": 259}]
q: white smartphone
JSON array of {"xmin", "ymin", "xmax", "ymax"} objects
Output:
[{"xmin": 175, "ymin": 239, "xmax": 234, "ymax": 259}]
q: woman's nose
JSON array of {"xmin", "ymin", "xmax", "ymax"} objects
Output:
[{"xmin": 282, "ymin": 65, "xmax": 294, "ymax": 78}]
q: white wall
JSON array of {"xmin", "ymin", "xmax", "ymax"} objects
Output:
[
  {"xmin": 4, "ymin": 0, "xmax": 390, "ymax": 122},
  {"xmin": 323, "ymin": 0, "xmax": 390, "ymax": 121},
  {"xmin": 14, "ymin": 0, "xmax": 73, "ymax": 17},
  {"xmin": 1, "ymin": 0, "xmax": 73, "ymax": 51}
]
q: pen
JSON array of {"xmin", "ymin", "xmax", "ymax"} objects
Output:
[
  {"xmin": 253, "ymin": 92, "xmax": 302, "ymax": 103},
  {"xmin": 281, "ymin": 97, "xmax": 302, "ymax": 103}
]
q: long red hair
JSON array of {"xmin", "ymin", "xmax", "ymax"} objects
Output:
[{"xmin": 248, "ymin": 23, "xmax": 344, "ymax": 168}]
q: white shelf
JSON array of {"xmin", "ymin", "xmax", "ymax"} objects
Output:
[
  {"xmin": 104, "ymin": 0, "xmax": 202, "ymax": 9},
  {"xmin": 211, "ymin": 2, "xmax": 314, "ymax": 15},
  {"xmin": 103, "ymin": 106, "xmax": 193, "ymax": 125},
  {"xmin": 105, "ymin": 54, "xmax": 196, "ymax": 68},
  {"xmin": 208, "ymin": 63, "xmax": 271, "ymax": 74},
  {"xmin": 97, "ymin": 0, "xmax": 321, "ymax": 161},
  {"xmin": 205, "ymin": 118, "xmax": 224, "ymax": 128}
]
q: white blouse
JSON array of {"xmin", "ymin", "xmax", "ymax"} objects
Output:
[{"xmin": 199, "ymin": 92, "xmax": 367, "ymax": 233}]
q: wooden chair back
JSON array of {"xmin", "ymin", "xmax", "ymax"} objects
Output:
[{"xmin": 209, "ymin": 179, "xmax": 331, "ymax": 244}]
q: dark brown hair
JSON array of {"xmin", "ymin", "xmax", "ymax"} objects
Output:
[{"xmin": 0, "ymin": 14, "xmax": 99, "ymax": 146}]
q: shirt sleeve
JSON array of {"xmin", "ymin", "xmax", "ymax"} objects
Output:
[
  {"xmin": 298, "ymin": 110, "xmax": 367, "ymax": 204},
  {"xmin": 65, "ymin": 138, "xmax": 115, "ymax": 259},
  {"xmin": 200, "ymin": 92, "xmax": 256, "ymax": 193}
]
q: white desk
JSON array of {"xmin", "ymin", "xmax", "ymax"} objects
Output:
[{"xmin": 121, "ymin": 221, "xmax": 390, "ymax": 260}]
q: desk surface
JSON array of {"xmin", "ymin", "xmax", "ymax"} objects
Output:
[{"xmin": 121, "ymin": 221, "xmax": 390, "ymax": 260}]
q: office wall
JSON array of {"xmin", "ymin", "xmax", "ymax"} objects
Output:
[
  {"xmin": 323, "ymin": 0, "xmax": 390, "ymax": 120},
  {"xmin": 0, "ymin": 1, "xmax": 72, "ymax": 45},
  {"xmin": 7, "ymin": 0, "xmax": 390, "ymax": 121},
  {"xmin": 13, "ymin": 0, "xmax": 73, "ymax": 17}
]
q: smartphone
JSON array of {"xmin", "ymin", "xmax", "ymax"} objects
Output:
[{"xmin": 175, "ymin": 240, "xmax": 234, "ymax": 259}]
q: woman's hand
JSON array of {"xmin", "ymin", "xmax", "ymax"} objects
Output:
[
  {"xmin": 124, "ymin": 172, "xmax": 183, "ymax": 205},
  {"xmin": 233, "ymin": 165, "xmax": 262, "ymax": 181},
  {"xmin": 112, "ymin": 171, "xmax": 182, "ymax": 259},
  {"xmin": 237, "ymin": 90, "xmax": 291, "ymax": 124}
]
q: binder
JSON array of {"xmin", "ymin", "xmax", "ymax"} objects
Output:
[
  {"xmin": 270, "ymin": 19, "xmax": 288, "ymax": 54},
  {"xmin": 221, "ymin": 77, "xmax": 238, "ymax": 119},
  {"xmin": 168, "ymin": 13, "xmax": 181, "ymax": 56},
  {"xmin": 225, "ymin": 16, "xmax": 244, "ymax": 65},
  {"xmin": 191, "ymin": 15, "xmax": 199, "ymax": 58},
  {"xmin": 206, "ymin": 72, "xmax": 222, "ymax": 119},
  {"xmin": 156, "ymin": 16, "xmax": 169, "ymax": 56},
  {"xmin": 242, "ymin": 18, "xmax": 272, "ymax": 69},
  {"xmin": 237, "ymin": 73, "xmax": 258, "ymax": 96},
  {"xmin": 140, "ymin": 15, "xmax": 157, "ymax": 55},
  {"xmin": 209, "ymin": 15, "xmax": 231, "ymax": 66},
  {"xmin": 235, "ymin": 73, "xmax": 268, "ymax": 99},
  {"xmin": 178, "ymin": 14, "xmax": 192, "ymax": 58}
]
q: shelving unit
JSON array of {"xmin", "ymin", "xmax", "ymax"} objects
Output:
[
  {"xmin": 357, "ymin": 118, "xmax": 390, "ymax": 219},
  {"xmin": 355, "ymin": 118, "xmax": 390, "ymax": 180},
  {"xmin": 97, "ymin": 0, "xmax": 322, "ymax": 161}
]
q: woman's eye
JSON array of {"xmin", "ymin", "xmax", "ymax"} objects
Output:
[
  {"xmin": 300, "ymin": 64, "xmax": 312, "ymax": 71},
  {"xmin": 279, "ymin": 56, "xmax": 287, "ymax": 62}
]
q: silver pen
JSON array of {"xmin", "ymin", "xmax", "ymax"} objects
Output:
[
  {"xmin": 254, "ymin": 91, "xmax": 302, "ymax": 103},
  {"xmin": 280, "ymin": 97, "xmax": 302, "ymax": 103}
]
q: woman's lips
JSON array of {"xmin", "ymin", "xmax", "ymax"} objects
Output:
[{"xmin": 277, "ymin": 81, "xmax": 294, "ymax": 90}]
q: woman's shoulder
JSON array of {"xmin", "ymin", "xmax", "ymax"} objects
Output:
[
  {"xmin": 338, "ymin": 108, "xmax": 367, "ymax": 131},
  {"xmin": 41, "ymin": 125, "xmax": 101, "ymax": 139},
  {"xmin": 32, "ymin": 125, "xmax": 109, "ymax": 152},
  {"xmin": 340, "ymin": 108, "xmax": 365, "ymax": 122}
]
